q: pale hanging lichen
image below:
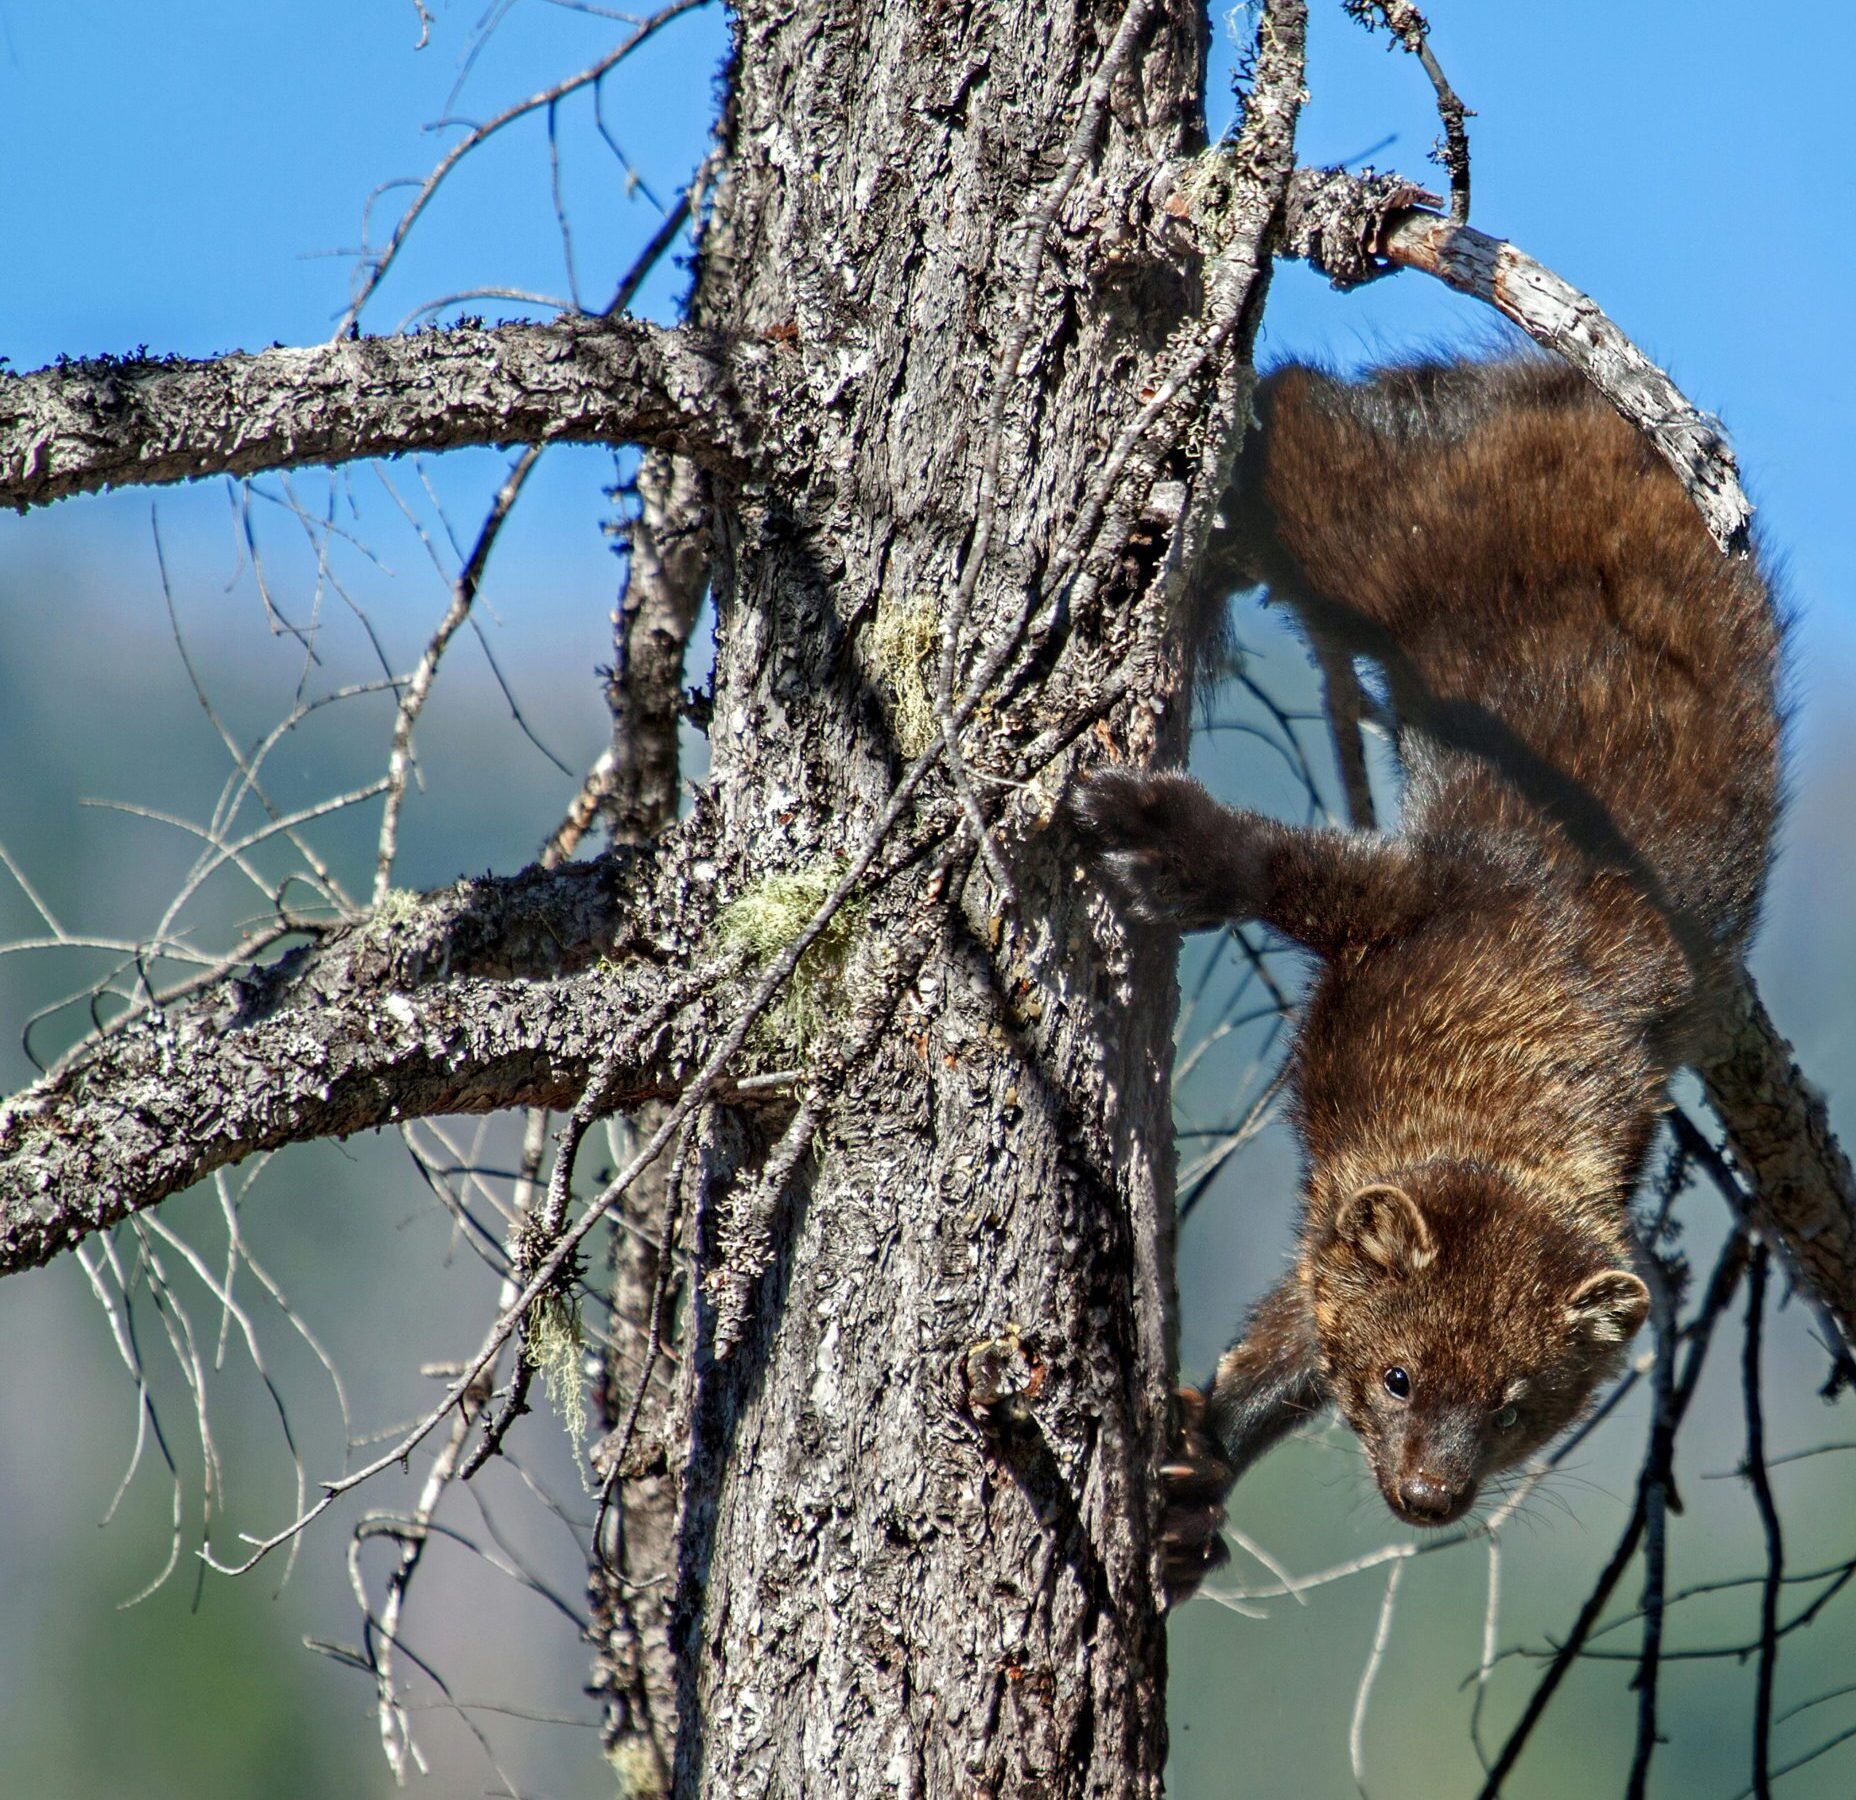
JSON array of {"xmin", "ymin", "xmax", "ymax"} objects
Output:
[
  {"xmin": 868, "ymin": 591, "xmax": 941, "ymax": 758},
  {"xmin": 526, "ymin": 1292, "xmax": 588, "ymax": 1464},
  {"xmin": 368, "ymin": 886, "xmax": 424, "ymax": 929},
  {"xmin": 606, "ymin": 1738, "xmax": 669, "ymax": 1799}
]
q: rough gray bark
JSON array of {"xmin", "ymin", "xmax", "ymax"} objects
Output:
[
  {"xmin": 588, "ymin": 447, "xmax": 715, "ymax": 1780},
  {"xmin": 606, "ymin": 452, "xmax": 714, "ymax": 846},
  {"xmin": 1702, "ymin": 981, "xmax": 1856, "ymax": 1350},
  {"xmin": 0, "ymin": 317, "xmax": 772, "ymax": 508},
  {"xmin": 589, "ymin": 1106, "xmax": 688, "ymax": 1790}
]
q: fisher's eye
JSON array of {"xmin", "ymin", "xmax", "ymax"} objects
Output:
[
  {"xmin": 1383, "ymin": 1366, "xmax": 1411, "ymax": 1401},
  {"xmin": 1491, "ymin": 1402, "xmax": 1520, "ymax": 1430}
]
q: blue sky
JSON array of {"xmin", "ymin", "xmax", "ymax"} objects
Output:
[{"xmin": 1, "ymin": 0, "xmax": 725, "ymax": 350}]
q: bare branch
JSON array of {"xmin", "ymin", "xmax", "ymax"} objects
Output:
[
  {"xmin": 0, "ymin": 850, "xmax": 698, "ymax": 1276},
  {"xmin": 1349, "ymin": 1558, "xmax": 1402, "ymax": 1795},
  {"xmin": 1345, "ymin": 2, "xmax": 1472, "ymax": 221},
  {"xmin": 337, "ymin": 0, "xmax": 715, "ymax": 333},
  {"xmin": 1744, "ymin": 1245, "xmax": 1784, "ymax": 1800},
  {"xmin": 601, "ymin": 450, "xmax": 711, "ymax": 846},
  {"xmin": 1699, "ymin": 978, "xmax": 1856, "ymax": 1355},
  {"xmin": 0, "ymin": 317, "xmax": 776, "ymax": 511},
  {"xmin": 375, "ymin": 445, "xmax": 545, "ymax": 905},
  {"xmin": 1625, "ymin": 1243, "xmax": 1682, "ymax": 1800},
  {"xmin": 578, "ymin": 437, "xmax": 709, "ymax": 1771},
  {"xmin": 1258, "ymin": 168, "xmax": 1754, "ymax": 553},
  {"xmin": 1473, "ymin": 1228, "xmax": 1749, "ymax": 1799},
  {"xmin": 1380, "ymin": 208, "xmax": 1751, "ymax": 550},
  {"xmin": 352, "ymin": 1356, "xmax": 501, "ymax": 1782}
]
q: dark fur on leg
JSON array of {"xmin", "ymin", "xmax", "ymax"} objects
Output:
[
  {"xmin": 1204, "ymin": 1271, "xmax": 1328, "ymax": 1478},
  {"xmin": 1073, "ymin": 767, "xmax": 1464, "ymax": 956},
  {"xmin": 1068, "ymin": 769, "xmax": 1270, "ymax": 931},
  {"xmin": 1160, "ymin": 1276, "xmax": 1329, "ymax": 1604}
]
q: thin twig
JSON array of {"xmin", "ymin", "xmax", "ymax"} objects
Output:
[
  {"xmin": 1473, "ymin": 1228, "xmax": 1749, "ymax": 1799},
  {"xmin": 140, "ymin": 1211, "xmax": 311, "ymax": 1587},
  {"xmin": 1469, "ymin": 1532, "xmax": 1502, "ymax": 1770},
  {"xmin": 1744, "ymin": 1245, "xmax": 1783, "ymax": 1800},
  {"xmin": 547, "ymin": 97, "xmax": 584, "ymax": 310},
  {"xmin": 601, "ymin": 188, "xmax": 694, "ymax": 318},
  {"xmin": 460, "ymin": 1102, "xmax": 594, "ymax": 1478},
  {"xmin": 1569, "ymin": 1555, "xmax": 1856, "ymax": 1661},
  {"xmin": 1735, "ymin": 1722, "xmax": 1856, "ymax": 1799},
  {"xmin": 394, "ymin": 286, "xmax": 579, "ymax": 332},
  {"xmin": 154, "ymin": 510, "xmax": 361, "ymax": 915},
  {"xmin": 591, "ymin": 1115, "xmax": 697, "ymax": 1521},
  {"xmin": 1347, "ymin": 2, "xmax": 1471, "ymax": 221},
  {"xmin": 374, "ymin": 446, "xmax": 543, "ymax": 906},
  {"xmin": 1625, "ymin": 1246, "xmax": 1681, "ymax": 1800},
  {"xmin": 336, "ymin": 0, "xmax": 715, "ymax": 333},
  {"xmin": 1349, "ymin": 1558, "xmax": 1403, "ymax": 1795},
  {"xmin": 356, "ymin": 1367, "xmax": 495, "ymax": 1783}
]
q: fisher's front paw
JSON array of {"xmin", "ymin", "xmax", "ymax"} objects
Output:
[
  {"xmin": 1070, "ymin": 769, "xmax": 1267, "ymax": 932},
  {"xmin": 1160, "ymin": 1385, "xmax": 1235, "ymax": 1605}
]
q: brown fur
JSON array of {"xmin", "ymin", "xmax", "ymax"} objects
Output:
[{"xmin": 1073, "ymin": 357, "xmax": 1781, "ymax": 1581}]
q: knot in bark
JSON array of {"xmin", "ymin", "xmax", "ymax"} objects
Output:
[{"xmin": 1283, "ymin": 166, "xmax": 1440, "ymax": 288}]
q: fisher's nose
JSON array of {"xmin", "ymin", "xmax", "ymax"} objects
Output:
[{"xmin": 1396, "ymin": 1470, "xmax": 1470, "ymax": 1524}]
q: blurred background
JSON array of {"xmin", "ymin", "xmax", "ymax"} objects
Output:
[{"xmin": 0, "ymin": 2, "xmax": 1851, "ymax": 1795}]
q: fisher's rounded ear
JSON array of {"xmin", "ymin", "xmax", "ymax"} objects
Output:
[
  {"xmin": 1331, "ymin": 1184, "xmax": 1436, "ymax": 1276},
  {"xmin": 1565, "ymin": 1269, "xmax": 1651, "ymax": 1345}
]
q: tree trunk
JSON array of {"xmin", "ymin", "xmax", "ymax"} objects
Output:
[{"xmin": 650, "ymin": 0, "xmax": 1211, "ymax": 1789}]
